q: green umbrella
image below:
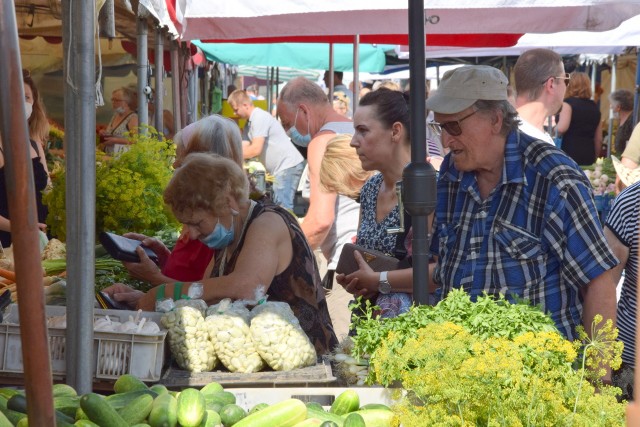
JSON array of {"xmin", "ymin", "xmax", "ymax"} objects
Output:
[
  {"xmin": 193, "ymin": 41, "xmax": 392, "ymax": 72},
  {"xmin": 237, "ymin": 65, "xmax": 320, "ymax": 82}
]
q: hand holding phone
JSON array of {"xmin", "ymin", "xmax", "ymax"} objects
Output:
[{"xmin": 99, "ymin": 231, "xmax": 159, "ymax": 264}]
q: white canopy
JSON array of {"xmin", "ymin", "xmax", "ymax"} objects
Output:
[
  {"xmin": 395, "ymin": 13, "xmax": 640, "ymax": 59},
  {"xmin": 173, "ymin": 0, "xmax": 640, "ymax": 40}
]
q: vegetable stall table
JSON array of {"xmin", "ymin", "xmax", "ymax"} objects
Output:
[{"xmin": 159, "ymin": 357, "xmax": 337, "ymax": 389}]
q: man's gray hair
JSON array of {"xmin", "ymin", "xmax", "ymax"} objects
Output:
[
  {"xmin": 473, "ymin": 100, "xmax": 519, "ymax": 136},
  {"xmin": 279, "ymin": 77, "xmax": 330, "ymax": 107}
]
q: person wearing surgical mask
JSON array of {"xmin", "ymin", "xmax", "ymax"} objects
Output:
[
  {"xmin": 104, "ymin": 152, "xmax": 337, "ymax": 356},
  {"xmin": 276, "ymin": 77, "xmax": 353, "ymax": 255},
  {"xmin": 99, "ymin": 87, "xmax": 139, "ymax": 155},
  {"xmin": 0, "ymin": 70, "xmax": 49, "ymax": 248}
]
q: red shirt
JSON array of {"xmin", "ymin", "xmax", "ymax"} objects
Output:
[{"xmin": 161, "ymin": 238, "xmax": 214, "ymax": 282}]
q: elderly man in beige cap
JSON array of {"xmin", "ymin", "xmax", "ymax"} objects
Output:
[{"xmin": 426, "ymin": 65, "xmax": 618, "ymax": 356}]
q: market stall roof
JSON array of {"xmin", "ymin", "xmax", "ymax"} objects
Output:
[
  {"xmin": 394, "ymin": 13, "xmax": 640, "ymax": 59},
  {"xmin": 167, "ymin": 0, "xmax": 640, "ymax": 41},
  {"xmin": 237, "ymin": 66, "xmax": 321, "ymax": 83},
  {"xmin": 193, "ymin": 42, "xmax": 393, "ymax": 73}
]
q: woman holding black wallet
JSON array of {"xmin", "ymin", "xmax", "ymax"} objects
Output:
[{"xmin": 336, "ymin": 88, "xmax": 416, "ymax": 318}]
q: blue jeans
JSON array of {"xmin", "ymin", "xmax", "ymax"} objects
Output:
[{"xmin": 272, "ymin": 162, "xmax": 304, "ymax": 211}]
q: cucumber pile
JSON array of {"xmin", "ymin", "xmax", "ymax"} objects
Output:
[{"xmin": 0, "ymin": 374, "xmax": 398, "ymax": 426}]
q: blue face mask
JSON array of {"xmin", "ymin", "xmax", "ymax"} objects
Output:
[
  {"xmin": 200, "ymin": 216, "xmax": 234, "ymax": 249},
  {"xmin": 287, "ymin": 108, "xmax": 312, "ymax": 147}
]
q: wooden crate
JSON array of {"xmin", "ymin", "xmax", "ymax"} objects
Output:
[{"xmin": 160, "ymin": 357, "xmax": 336, "ymax": 388}]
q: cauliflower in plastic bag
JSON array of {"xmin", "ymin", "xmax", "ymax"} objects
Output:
[
  {"xmin": 249, "ymin": 301, "xmax": 316, "ymax": 371},
  {"xmin": 205, "ymin": 299, "xmax": 265, "ymax": 373},
  {"xmin": 174, "ymin": 298, "xmax": 208, "ymax": 315},
  {"xmin": 161, "ymin": 306, "xmax": 217, "ymax": 372}
]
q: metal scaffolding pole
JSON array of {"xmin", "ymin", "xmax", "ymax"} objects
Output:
[
  {"xmin": 137, "ymin": 17, "xmax": 149, "ymax": 128},
  {"xmin": 155, "ymin": 26, "xmax": 164, "ymax": 134},
  {"xmin": 405, "ymin": 0, "xmax": 437, "ymax": 305},
  {"xmin": 0, "ymin": 1, "xmax": 55, "ymax": 423}
]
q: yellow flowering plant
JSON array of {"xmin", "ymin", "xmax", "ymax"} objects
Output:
[
  {"xmin": 350, "ymin": 290, "xmax": 625, "ymax": 426},
  {"xmin": 43, "ymin": 127, "xmax": 180, "ymax": 241}
]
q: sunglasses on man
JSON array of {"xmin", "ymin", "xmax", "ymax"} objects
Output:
[
  {"xmin": 428, "ymin": 110, "xmax": 478, "ymax": 137},
  {"xmin": 541, "ymin": 73, "xmax": 571, "ymax": 86}
]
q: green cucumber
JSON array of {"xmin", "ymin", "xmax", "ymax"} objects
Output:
[
  {"xmin": 118, "ymin": 393, "xmax": 154, "ymax": 425},
  {"xmin": 219, "ymin": 403, "xmax": 247, "ymax": 426},
  {"xmin": 0, "ymin": 406, "xmax": 26, "ymax": 425},
  {"xmin": 248, "ymin": 402, "xmax": 269, "ymax": 414},
  {"xmin": 114, "ymin": 374, "xmax": 148, "ymax": 394},
  {"xmin": 306, "ymin": 407, "xmax": 344, "ymax": 426},
  {"xmin": 294, "ymin": 419, "xmax": 324, "ymax": 427},
  {"xmin": 80, "ymin": 393, "xmax": 128, "ymax": 427},
  {"xmin": 53, "ymin": 383, "xmax": 78, "ymax": 398},
  {"xmin": 200, "ymin": 410, "xmax": 222, "ymax": 427},
  {"xmin": 0, "ymin": 410, "xmax": 11, "ymax": 427},
  {"xmin": 205, "ymin": 391, "xmax": 236, "ymax": 405},
  {"xmin": 329, "ymin": 390, "xmax": 359, "ymax": 416},
  {"xmin": 105, "ymin": 389, "xmax": 158, "ymax": 410},
  {"xmin": 358, "ymin": 403, "xmax": 391, "ymax": 411},
  {"xmin": 176, "ymin": 388, "xmax": 206, "ymax": 427},
  {"xmin": 199, "ymin": 382, "xmax": 224, "ymax": 396},
  {"xmin": 74, "ymin": 420, "xmax": 100, "ymax": 427},
  {"xmin": 319, "ymin": 422, "xmax": 339, "ymax": 427},
  {"xmin": 0, "ymin": 389, "xmax": 21, "ymax": 401},
  {"xmin": 350, "ymin": 409, "xmax": 398, "ymax": 427},
  {"xmin": 148, "ymin": 393, "xmax": 178, "ymax": 427},
  {"xmin": 343, "ymin": 412, "xmax": 366, "ymax": 427},
  {"xmin": 305, "ymin": 402, "xmax": 325, "ymax": 412},
  {"xmin": 16, "ymin": 417, "xmax": 28, "ymax": 427},
  {"xmin": 149, "ymin": 384, "xmax": 169, "ymax": 396},
  {"xmin": 75, "ymin": 407, "xmax": 89, "ymax": 420},
  {"xmin": 54, "ymin": 396, "xmax": 81, "ymax": 417},
  {"xmin": 233, "ymin": 399, "xmax": 307, "ymax": 427},
  {"xmin": 7, "ymin": 394, "xmax": 27, "ymax": 414}
]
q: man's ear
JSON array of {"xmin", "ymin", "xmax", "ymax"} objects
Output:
[{"xmin": 491, "ymin": 110, "xmax": 504, "ymax": 133}]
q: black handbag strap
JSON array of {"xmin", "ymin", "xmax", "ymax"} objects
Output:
[{"xmin": 393, "ymin": 210, "xmax": 412, "ymax": 261}]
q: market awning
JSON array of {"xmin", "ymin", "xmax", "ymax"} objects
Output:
[
  {"xmin": 237, "ymin": 66, "xmax": 321, "ymax": 83},
  {"xmin": 166, "ymin": 0, "xmax": 640, "ymax": 41},
  {"xmin": 194, "ymin": 42, "xmax": 393, "ymax": 73}
]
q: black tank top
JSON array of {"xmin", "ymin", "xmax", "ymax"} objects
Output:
[{"xmin": 0, "ymin": 140, "xmax": 49, "ymax": 248}]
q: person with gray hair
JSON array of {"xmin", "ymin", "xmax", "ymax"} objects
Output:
[
  {"xmin": 120, "ymin": 114, "xmax": 244, "ymax": 285},
  {"xmin": 426, "ymin": 66, "xmax": 618, "ymax": 368},
  {"xmin": 610, "ymin": 89, "xmax": 635, "ymax": 155},
  {"xmin": 514, "ymin": 48, "xmax": 569, "ymax": 144},
  {"xmin": 277, "ymin": 77, "xmax": 353, "ymax": 251}
]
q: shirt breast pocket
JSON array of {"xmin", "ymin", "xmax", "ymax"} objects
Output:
[{"xmin": 492, "ymin": 222, "xmax": 546, "ymax": 295}]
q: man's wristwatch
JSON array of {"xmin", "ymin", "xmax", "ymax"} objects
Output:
[{"xmin": 378, "ymin": 271, "xmax": 392, "ymax": 294}]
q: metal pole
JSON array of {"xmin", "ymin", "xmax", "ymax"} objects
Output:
[
  {"xmin": 170, "ymin": 40, "xmax": 181, "ymax": 132},
  {"xmin": 63, "ymin": 0, "xmax": 96, "ymax": 395},
  {"xmin": 0, "ymin": 1, "xmax": 55, "ymax": 423},
  {"xmin": 608, "ymin": 55, "xmax": 617, "ymax": 158},
  {"xmin": 591, "ymin": 62, "xmax": 597, "ymax": 101},
  {"xmin": 137, "ymin": 17, "xmax": 149, "ymax": 128},
  {"xmin": 404, "ymin": 0, "xmax": 436, "ymax": 305},
  {"xmin": 328, "ymin": 44, "xmax": 335, "ymax": 99},
  {"xmin": 155, "ymin": 26, "xmax": 164, "ymax": 135},
  {"xmin": 353, "ymin": 35, "xmax": 360, "ymax": 116},
  {"xmin": 634, "ymin": 48, "xmax": 640, "ymax": 127},
  {"xmin": 188, "ymin": 63, "xmax": 198, "ymax": 124}
]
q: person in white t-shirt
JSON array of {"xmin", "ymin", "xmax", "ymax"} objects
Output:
[{"xmin": 514, "ymin": 48, "xmax": 569, "ymax": 145}]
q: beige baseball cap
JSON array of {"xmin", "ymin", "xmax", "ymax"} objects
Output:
[
  {"xmin": 425, "ymin": 65, "xmax": 509, "ymax": 114},
  {"xmin": 612, "ymin": 155, "xmax": 640, "ymax": 187}
]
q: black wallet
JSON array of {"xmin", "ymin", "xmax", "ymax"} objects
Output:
[
  {"xmin": 99, "ymin": 231, "xmax": 159, "ymax": 264},
  {"xmin": 96, "ymin": 290, "xmax": 130, "ymax": 310}
]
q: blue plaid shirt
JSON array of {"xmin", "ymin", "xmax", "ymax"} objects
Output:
[{"xmin": 430, "ymin": 129, "xmax": 618, "ymax": 340}]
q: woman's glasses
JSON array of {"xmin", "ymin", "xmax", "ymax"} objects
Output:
[{"xmin": 428, "ymin": 110, "xmax": 477, "ymax": 137}]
